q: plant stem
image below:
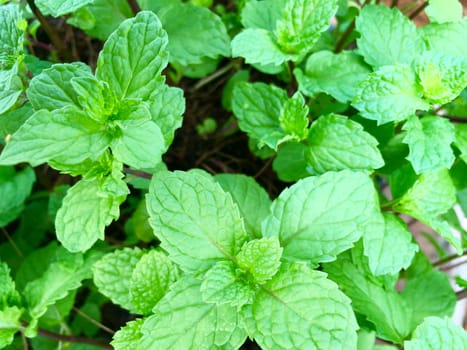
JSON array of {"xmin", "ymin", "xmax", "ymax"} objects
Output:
[
  {"xmin": 191, "ymin": 61, "xmax": 238, "ymax": 91},
  {"xmin": 433, "ymin": 250, "xmax": 467, "ymax": 267},
  {"xmin": 391, "ymin": 0, "xmax": 399, "ymax": 7},
  {"xmin": 127, "ymin": 0, "xmax": 141, "ymax": 15},
  {"xmin": 36, "ymin": 328, "xmax": 112, "ymax": 349},
  {"xmin": 380, "ymin": 199, "xmax": 399, "ymax": 211},
  {"xmin": 335, "ymin": 20, "xmax": 355, "ymax": 53},
  {"xmin": 409, "ymin": 1, "xmax": 428, "ymax": 20},
  {"xmin": 72, "ymin": 307, "xmax": 115, "ymax": 335},
  {"xmin": 123, "ymin": 167, "xmax": 152, "ymax": 179},
  {"xmin": 456, "ymin": 288, "xmax": 467, "ymax": 301},
  {"xmin": 25, "ymin": 0, "xmax": 71, "ymax": 61}
]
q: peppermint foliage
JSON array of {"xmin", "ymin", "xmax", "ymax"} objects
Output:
[{"xmin": 0, "ymin": 1, "xmax": 466, "ymax": 349}]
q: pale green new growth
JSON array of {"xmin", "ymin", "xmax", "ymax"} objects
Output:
[
  {"xmin": 236, "ymin": 238, "xmax": 282, "ymax": 284},
  {"xmin": 306, "ymin": 114, "xmax": 384, "ymax": 174},
  {"xmin": 404, "ymin": 317, "xmax": 467, "ymax": 350},
  {"xmin": 425, "ymin": 0, "xmax": 463, "ymax": 24},
  {"xmin": 112, "ymin": 318, "xmax": 145, "ymax": 350},
  {"xmin": 262, "ymin": 170, "xmax": 379, "ymax": 263},
  {"xmin": 419, "ymin": 20, "xmax": 467, "ymax": 59},
  {"xmin": 0, "ymin": 306, "xmax": 22, "ymax": 348},
  {"xmin": 403, "ymin": 116, "xmax": 456, "ymax": 174},
  {"xmin": 35, "ymin": 0, "xmax": 94, "ymax": 17}
]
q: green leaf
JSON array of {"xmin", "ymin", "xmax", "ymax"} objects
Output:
[
  {"xmin": 156, "ymin": 2, "xmax": 230, "ymax": 66},
  {"xmin": 201, "ymin": 261, "xmax": 254, "ymax": 306},
  {"xmin": 27, "ymin": 62, "xmax": 93, "ymax": 111},
  {"xmin": 401, "ymin": 271, "xmax": 456, "ymax": 330},
  {"xmin": 56, "ymin": 176, "xmax": 128, "ymax": 252},
  {"xmin": 274, "ymin": 0, "xmax": 338, "ymax": 60},
  {"xmin": 0, "ymin": 306, "xmax": 22, "ymax": 349},
  {"xmin": 363, "ymin": 213, "xmax": 419, "ymax": 276},
  {"xmin": 0, "ymin": 104, "xmax": 33, "ymax": 142},
  {"xmin": 148, "ymin": 85, "xmax": 185, "ymax": 147},
  {"xmin": 455, "ymin": 124, "xmax": 467, "ymax": 162},
  {"xmin": 279, "ymin": 92, "xmax": 309, "ymax": 141},
  {"xmin": 353, "ymin": 65, "xmax": 430, "ymax": 125},
  {"xmin": 425, "ymin": 0, "xmax": 463, "ymax": 24},
  {"xmin": 231, "ymin": 28, "xmax": 290, "ymax": 66},
  {"xmin": 402, "ymin": 116, "xmax": 456, "ymax": 174},
  {"xmin": 0, "ymin": 166, "xmax": 35, "ymax": 227},
  {"xmin": 0, "ymin": 66, "xmax": 22, "ymax": 114},
  {"xmin": 0, "ymin": 106, "xmax": 110, "ymax": 167},
  {"xmin": 0, "ymin": 262, "xmax": 20, "ymax": 307},
  {"xmin": 415, "ymin": 52, "xmax": 467, "ymax": 104},
  {"xmin": 68, "ymin": 0, "xmax": 132, "ymax": 40},
  {"xmin": 244, "ymin": 263, "xmax": 357, "ymax": 350},
  {"xmin": 93, "ymin": 247, "xmax": 146, "ymax": 312},
  {"xmin": 147, "ymin": 170, "xmax": 248, "ymax": 274},
  {"xmin": 236, "ymin": 238, "xmax": 282, "ymax": 284},
  {"xmin": 111, "ymin": 318, "xmax": 145, "ymax": 350},
  {"xmin": 404, "ymin": 317, "xmax": 467, "ymax": 350},
  {"xmin": 295, "ymin": 50, "xmax": 371, "ymax": 103},
  {"xmin": 419, "ymin": 20, "xmax": 467, "ymax": 59},
  {"xmin": 214, "ymin": 174, "xmax": 271, "ymax": 239},
  {"xmin": 130, "ymin": 250, "xmax": 180, "ymax": 315},
  {"xmin": 240, "ymin": 0, "xmax": 287, "ymax": 32},
  {"xmin": 305, "ymin": 114, "xmax": 384, "ymax": 174},
  {"xmin": 0, "ymin": 4, "xmax": 24, "ymax": 68},
  {"xmin": 324, "ymin": 248, "xmax": 412, "ymax": 343},
  {"xmin": 272, "ymin": 142, "xmax": 311, "ymax": 182},
  {"xmin": 23, "ymin": 248, "xmax": 96, "ymax": 328},
  {"xmin": 35, "ymin": 0, "xmax": 94, "ymax": 16},
  {"xmin": 96, "ymin": 11, "xmax": 168, "ymax": 101},
  {"xmin": 355, "ymin": 5, "xmax": 425, "ymax": 68},
  {"xmin": 139, "ymin": 276, "xmax": 247, "ymax": 349},
  {"xmin": 111, "ymin": 119, "xmax": 166, "ymax": 170},
  {"xmin": 394, "ymin": 169, "xmax": 461, "ymax": 253},
  {"xmin": 262, "ymin": 170, "xmax": 379, "ymax": 263}
]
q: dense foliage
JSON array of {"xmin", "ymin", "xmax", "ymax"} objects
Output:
[{"xmin": 1, "ymin": 0, "xmax": 467, "ymax": 349}]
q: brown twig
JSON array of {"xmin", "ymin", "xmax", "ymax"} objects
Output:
[
  {"xmin": 335, "ymin": 21, "xmax": 356, "ymax": 53},
  {"xmin": 72, "ymin": 307, "xmax": 115, "ymax": 335},
  {"xmin": 36, "ymin": 328, "xmax": 112, "ymax": 349},
  {"xmin": 127, "ymin": 0, "xmax": 141, "ymax": 15},
  {"xmin": 433, "ymin": 250, "xmax": 467, "ymax": 267},
  {"xmin": 391, "ymin": 0, "xmax": 399, "ymax": 7},
  {"xmin": 25, "ymin": 0, "xmax": 71, "ymax": 61},
  {"xmin": 409, "ymin": 1, "xmax": 428, "ymax": 20},
  {"xmin": 123, "ymin": 167, "xmax": 152, "ymax": 179},
  {"xmin": 456, "ymin": 289, "xmax": 467, "ymax": 301}
]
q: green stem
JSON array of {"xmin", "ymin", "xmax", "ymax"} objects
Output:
[
  {"xmin": 380, "ymin": 199, "xmax": 399, "ymax": 211},
  {"xmin": 433, "ymin": 250, "xmax": 467, "ymax": 267}
]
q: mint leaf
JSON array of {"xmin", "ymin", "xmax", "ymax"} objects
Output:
[
  {"xmin": 0, "ymin": 306, "xmax": 22, "ymax": 348},
  {"xmin": 56, "ymin": 175, "xmax": 128, "ymax": 252},
  {"xmin": 274, "ymin": 0, "xmax": 338, "ymax": 60},
  {"xmin": 295, "ymin": 50, "xmax": 371, "ymax": 103},
  {"xmin": 401, "ymin": 271, "xmax": 456, "ymax": 330},
  {"xmin": 201, "ymin": 261, "xmax": 254, "ymax": 306},
  {"xmin": 306, "ymin": 114, "xmax": 384, "ymax": 174},
  {"xmin": 415, "ymin": 52, "xmax": 467, "ymax": 104},
  {"xmin": 324, "ymin": 247, "xmax": 412, "ymax": 343},
  {"xmin": 27, "ymin": 62, "xmax": 93, "ymax": 111},
  {"xmin": 0, "ymin": 107, "xmax": 110, "ymax": 167},
  {"xmin": 231, "ymin": 28, "xmax": 290, "ymax": 66},
  {"xmin": 356, "ymin": 5, "xmax": 425, "ymax": 68},
  {"xmin": 262, "ymin": 170, "xmax": 379, "ymax": 263},
  {"xmin": 112, "ymin": 318, "xmax": 144, "ymax": 350},
  {"xmin": 156, "ymin": 2, "xmax": 230, "ymax": 66},
  {"xmin": 93, "ymin": 247, "xmax": 146, "ymax": 313},
  {"xmin": 364, "ymin": 213, "xmax": 418, "ymax": 276},
  {"xmin": 404, "ymin": 317, "xmax": 467, "ymax": 350},
  {"xmin": 455, "ymin": 124, "xmax": 467, "ymax": 162},
  {"xmin": 240, "ymin": 0, "xmax": 286, "ymax": 31},
  {"xmin": 244, "ymin": 263, "xmax": 357, "ymax": 350},
  {"xmin": 214, "ymin": 174, "xmax": 271, "ymax": 239},
  {"xmin": 402, "ymin": 116, "xmax": 456, "ymax": 174},
  {"xmin": 0, "ymin": 66, "xmax": 22, "ymax": 114},
  {"xmin": 139, "ymin": 276, "xmax": 247, "ymax": 349},
  {"xmin": 419, "ymin": 20, "xmax": 467, "ymax": 59},
  {"xmin": 111, "ymin": 119, "xmax": 165, "ymax": 170},
  {"xmin": 148, "ymin": 85, "xmax": 185, "ymax": 147},
  {"xmin": 236, "ymin": 238, "xmax": 282, "ymax": 284},
  {"xmin": 130, "ymin": 250, "xmax": 179, "ymax": 315},
  {"xmin": 353, "ymin": 65, "xmax": 430, "ymax": 125},
  {"xmin": 0, "ymin": 4, "xmax": 24, "ymax": 68},
  {"xmin": 232, "ymin": 82, "xmax": 308, "ymax": 150},
  {"xmin": 23, "ymin": 248, "xmax": 96, "ymax": 329},
  {"xmin": 0, "ymin": 166, "xmax": 35, "ymax": 227},
  {"xmin": 425, "ymin": 0, "xmax": 463, "ymax": 24},
  {"xmin": 0, "ymin": 104, "xmax": 32, "ymax": 140},
  {"xmin": 147, "ymin": 170, "xmax": 248, "ymax": 274},
  {"xmin": 35, "ymin": 0, "xmax": 93, "ymax": 17},
  {"xmin": 394, "ymin": 169, "xmax": 461, "ymax": 253},
  {"xmin": 96, "ymin": 11, "xmax": 168, "ymax": 101},
  {"xmin": 0, "ymin": 262, "xmax": 20, "ymax": 307}
]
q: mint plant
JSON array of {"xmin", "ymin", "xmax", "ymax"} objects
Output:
[{"xmin": 1, "ymin": 0, "xmax": 467, "ymax": 349}]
